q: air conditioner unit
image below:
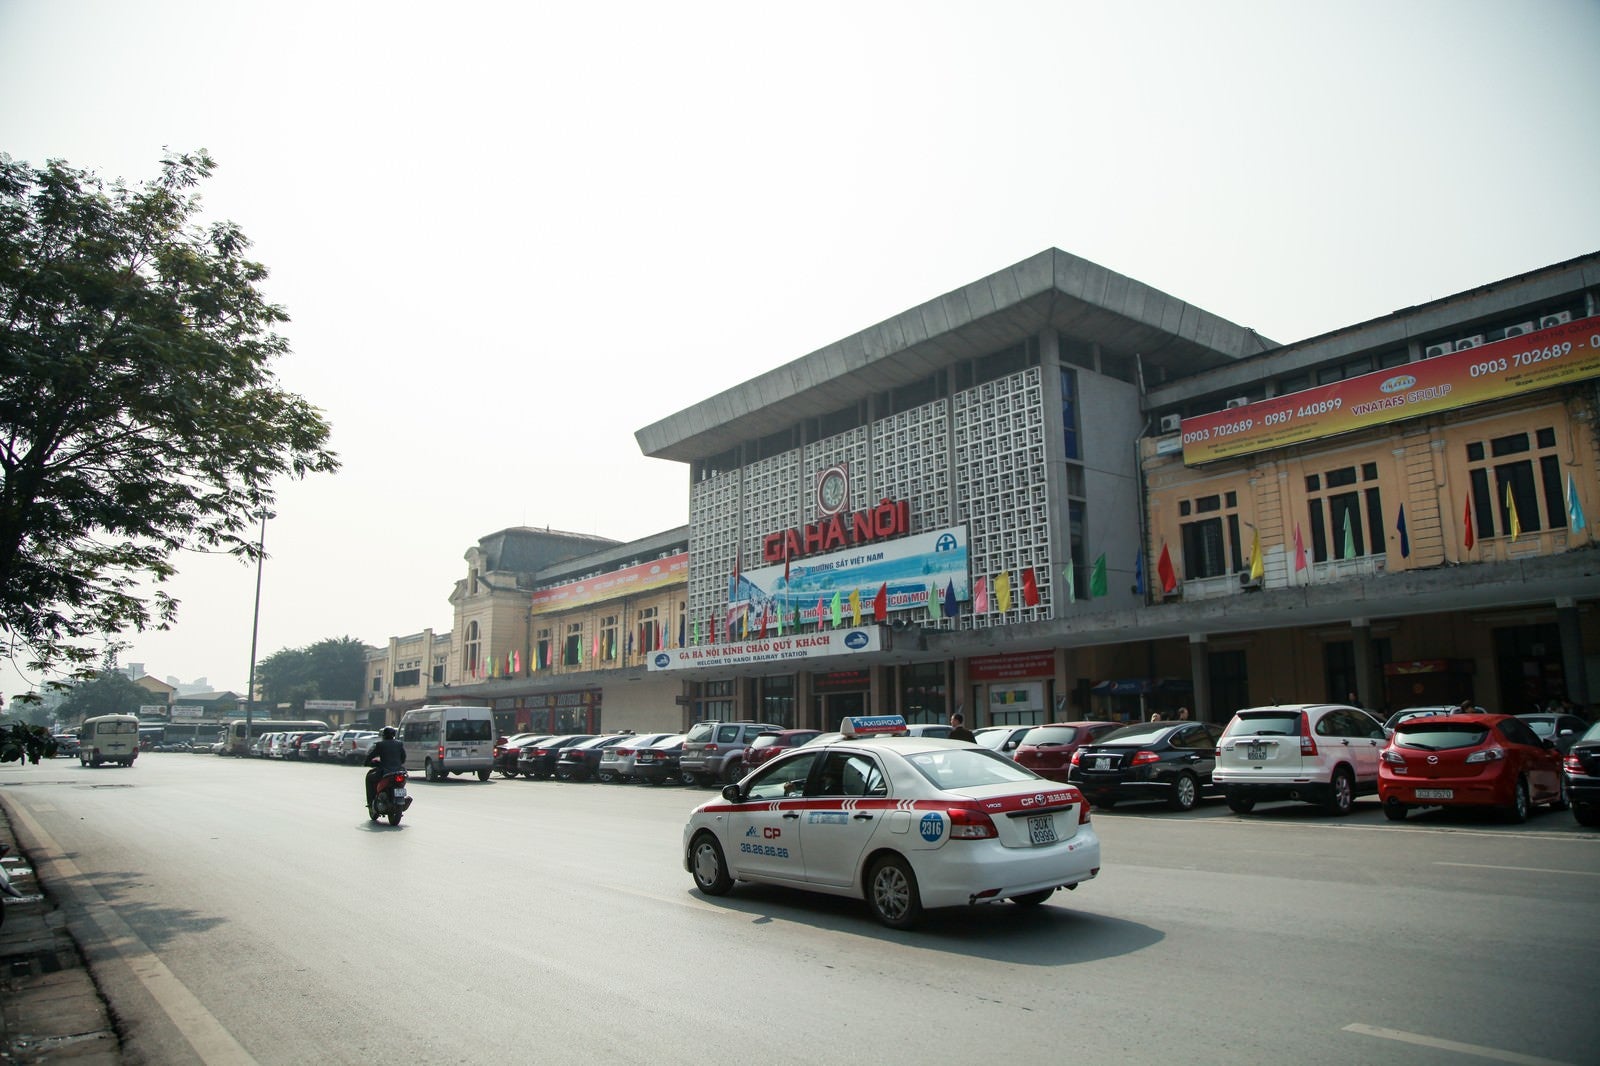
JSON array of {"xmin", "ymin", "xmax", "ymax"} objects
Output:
[
  {"xmin": 1238, "ymin": 572, "xmax": 1261, "ymax": 590},
  {"xmin": 1503, "ymin": 322, "xmax": 1535, "ymax": 339},
  {"xmin": 1158, "ymin": 414, "xmax": 1182, "ymax": 433},
  {"xmin": 1423, "ymin": 342, "xmax": 1452, "ymax": 359},
  {"xmin": 1540, "ymin": 310, "xmax": 1572, "ymax": 329},
  {"xmin": 1454, "ymin": 336, "xmax": 1485, "ymax": 351},
  {"xmin": 1224, "ymin": 396, "xmax": 1249, "ymax": 410}
]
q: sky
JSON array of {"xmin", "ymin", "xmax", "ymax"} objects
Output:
[{"xmin": 3, "ymin": 0, "xmax": 1598, "ymax": 695}]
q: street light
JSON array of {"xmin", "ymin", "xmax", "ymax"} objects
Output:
[{"xmin": 244, "ymin": 510, "xmax": 274, "ymax": 749}]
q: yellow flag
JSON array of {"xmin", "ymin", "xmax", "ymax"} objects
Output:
[
  {"xmin": 996, "ymin": 571, "xmax": 1012, "ymax": 613},
  {"xmin": 849, "ymin": 588, "xmax": 861, "ymax": 626},
  {"xmin": 1249, "ymin": 528, "xmax": 1264, "ymax": 580},
  {"xmin": 1506, "ymin": 483, "xmax": 1521, "ymax": 541}
]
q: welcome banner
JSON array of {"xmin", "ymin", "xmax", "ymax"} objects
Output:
[{"xmin": 1180, "ymin": 315, "xmax": 1600, "ymax": 465}]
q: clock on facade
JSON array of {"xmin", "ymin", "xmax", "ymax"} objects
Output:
[{"xmin": 816, "ymin": 464, "xmax": 849, "ymax": 516}]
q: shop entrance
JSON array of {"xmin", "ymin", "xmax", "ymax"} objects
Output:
[
  {"xmin": 1494, "ymin": 623, "xmax": 1567, "ymax": 713},
  {"xmin": 813, "ymin": 690, "xmax": 867, "ymax": 730}
]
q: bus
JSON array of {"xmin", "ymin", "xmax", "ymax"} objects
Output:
[{"xmin": 220, "ymin": 718, "xmax": 331, "ymax": 757}]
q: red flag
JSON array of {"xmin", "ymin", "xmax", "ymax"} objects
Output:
[
  {"xmin": 760, "ymin": 601, "xmax": 770, "ymax": 634},
  {"xmin": 816, "ymin": 597, "xmax": 826, "ymax": 626},
  {"xmin": 1157, "ymin": 543, "xmax": 1178, "ymax": 593},
  {"xmin": 783, "ymin": 539, "xmax": 790, "ymax": 584},
  {"xmin": 1463, "ymin": 496, "xmax": 1475, "ymax": 551},
  {"xmin": 873, "ymin": 581, "xmax": 888, "ymax": 620},
  {"xmin": 1293, "ymin": 523, "xmax": 1308, "ymax": 573},
  {"xmin": 1022, "ymin": 567, "xmax": 1040, "ymax": 607}
]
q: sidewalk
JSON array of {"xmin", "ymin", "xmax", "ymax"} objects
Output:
[{"xmin": 0, "ymin": 793, "xmax": 121, "ymax": 1064}]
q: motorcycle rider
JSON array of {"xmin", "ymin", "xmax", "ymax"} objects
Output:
[{"xmin": 365, "ymin": 726, "xmax": 406, "ymax": 808}]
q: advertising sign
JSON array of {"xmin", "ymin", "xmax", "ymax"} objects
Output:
[
  {"xmin": 968, "ymin": 650, "xmax": 1056, "ymax": 681},
  {"xmin": 648, "ymin": 627, "xmax": 883, "ymax": 671},
  {"xmin": 1180, "ymin": 315, "xmax": 1600, "ymax": 464},
  {"xmin": 531, "ymin": 553, "xmax": 689, "ymax": 614},
  {"xmin": 304, "ymin": 700, "xmax": 356, "ymax": 711},
  {"xmin": 729, "ymin": 526, "xmax": 969, "ymax": 636},
  {"xmin": 170, "ymin": 705, "xmax": 204, "ymax": 720},
  {"xmin": 140, "ymin": 704, "xmax": 172, "ymax": 717}
]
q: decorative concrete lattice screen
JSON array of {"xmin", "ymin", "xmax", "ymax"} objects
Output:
[
  {"xmin": 870, "ymin": 399, "xmax": 950, "ymax": 625},
  {"xmin": 688, "ymin": 468, "xmax": 742, "ymax": 634},
  {"xmin": 954, "ymin": 366, "xmax": 1052, "ymax": 628}
]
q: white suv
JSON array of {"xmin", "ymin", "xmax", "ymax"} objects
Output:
[{"xmin": 1213, "ymin": 703, "xmax": 1386, "ymax": 815}]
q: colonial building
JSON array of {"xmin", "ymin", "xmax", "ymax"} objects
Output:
[{"xmin": 633, "ymin": 248, "xmax": 1599, "ymax": 727}]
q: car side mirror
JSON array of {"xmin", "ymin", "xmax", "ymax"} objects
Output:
[{"xmin": 721, "ymin": 783, "xmax": 744, "ymax": 803}]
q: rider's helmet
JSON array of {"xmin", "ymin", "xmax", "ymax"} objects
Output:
[{"xmin": 381, "ymin": 726, "xmax": 397, "ymax": 739}]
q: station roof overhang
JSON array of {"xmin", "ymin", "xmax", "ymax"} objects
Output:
[{"xmin": 636, "ymin": 248, "xmax": 1275, "ymax": 464}]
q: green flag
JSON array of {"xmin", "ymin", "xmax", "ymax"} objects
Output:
[
  {"xmin": 1064, "ymin": 563, "xmax": 1075, "ymax": 603},
  {"xmin": 928, "ymin": 582, "xmax": 941, "ymax": 620},
  {"xmin": 1089, "ymin": 553, "xmax": 1108, "ymax": 598},
  {"xmin": 1342, "ymin": 510, "xmax": 1356, "ymax": 559},
  {"xmin": 830, "ymin": 590, "xmax": 842, "ymax": 627}
]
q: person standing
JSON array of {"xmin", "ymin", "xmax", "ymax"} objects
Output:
[{"xmin": 947, "ymin": 712, "xmax": 976, "ymax": 742}]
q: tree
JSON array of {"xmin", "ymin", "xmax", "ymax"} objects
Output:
[
  {"xmin": 56, "ymin": 668, "xmax": 148, "ymax": 725},
  {"xmin": 0, "ymin": 150, "xmax": 339, "ymax": 680},
  {"xmin": 256, "ymin": 636, "xmax": 369, "ymax": 712}
]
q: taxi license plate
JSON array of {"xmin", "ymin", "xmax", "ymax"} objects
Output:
[
  {"xmin": 1027, "ymin": 814, "xmax": 1058, "ymax": 846},
  {"xmin": 1247, "ymin": 742, "xmax": 1267, "ymax": 760},
  {"xmin": 1416, "ymin": 788, "xmax": 1453, "ymax": 800}
]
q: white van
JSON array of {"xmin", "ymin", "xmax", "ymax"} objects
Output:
[
  {"xmin": 80, "ymin": 714, "xmax": 140, "ymax": 767},
  {"xmin": 397, "ymin": 705, "xmax": 496, "ymax": 781}
]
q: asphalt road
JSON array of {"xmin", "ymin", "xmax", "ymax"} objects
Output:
[{"xmin": 2, "ymin": 753, "xmax": 1597, "ymax": 1066}]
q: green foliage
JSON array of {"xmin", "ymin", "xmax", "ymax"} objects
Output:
[
  {"xmin": 256, "ymin": 636, "xmax": 368, "ymax": 711},
  {"xmin": 0, "ymin": 722, "xmax": 57, "ymax": 764},
  {"xmin": 56, "ymin": 668, "xmax": 148, "ymax": 724},
  {"xmin": 0, "ymin": 150, "xmax": 339, "ymax": 678}
]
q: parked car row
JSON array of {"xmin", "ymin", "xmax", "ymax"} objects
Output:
[{"xmin": 247, "ymin": 728, "xmax": 378, "ymax": 764}]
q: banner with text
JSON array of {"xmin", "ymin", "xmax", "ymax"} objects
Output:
[
  {"xmin": 648, "ymin": 626, "xmax": 883, "ymax": 671},
  {"xmin": 1180, "ymin": 315, "xmax": 1600, "ymax": 464},
  {"xmin": 531, "ymin": 553, "xmax": 689, "ymax": 614}
]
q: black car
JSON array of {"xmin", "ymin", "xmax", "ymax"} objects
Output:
[
  {"xmin": 1563, "ymin": 720, "xmax": 1600, "ymax": 827},
  {"xmin": 632, "ymin": 736, "xmax": 686, "ymax": 785},
  {"xmin": 517, "ymin": 735, "xmax": 596, "ymax": 779},
  {"xmin": 555, "ymin": 734, "xmax": 633, "ymax": 782},
  {"xmin": 493, "ymin": 733, "xmax": 551, "ymax": 778},
  {"xmin": 1067, "ymin": 720, "xmax": 1225, "ymax": 811}
]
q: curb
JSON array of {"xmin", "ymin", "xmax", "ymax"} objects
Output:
[{"xmin": 0, "ymin": 791, "xmax": 121, "ymax": 1064}]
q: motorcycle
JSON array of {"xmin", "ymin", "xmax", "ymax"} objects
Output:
[{"xmin": 367, "ymin": 767, "xmax": 412, "ymax": 826}]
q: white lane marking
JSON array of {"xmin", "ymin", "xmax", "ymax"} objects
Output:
[
  {"xmin": 6, "ymin": 796, "xmax": 257, "ymax": 1065},
  {"xmin": 1434, "ymin": 862, "xmax": 1600, "ymax": 878},
  {"xmin": 1344, "ymin": 1023, "xmax": 1573, "ymax": 1065},
  {"xmin": 1200, "ymin": 817, "xmax": 1600, "ymax": 842}
]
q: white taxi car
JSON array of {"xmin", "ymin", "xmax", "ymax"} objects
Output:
[{"xmin": 682, "ymin": 715, "xmax": 1101, "ymax": 928}]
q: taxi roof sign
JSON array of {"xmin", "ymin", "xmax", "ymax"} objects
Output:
[{"xmin": 840, "ymin": 714, "xmax": 909, "ymax": 737}]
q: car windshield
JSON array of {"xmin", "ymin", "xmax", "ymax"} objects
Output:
[
  {"xmin": 973, "ymin": 729, "xmax": 1014, "ymax": 750},
  {"xmin": 1394, "ymin": 723, "xmax": 1491, "ymax": 751},
  {"xmin": 1098, "ymin": 721, "xmax": 1176, "ymax": 744},
  {"xmin": 748, "ymin": 735, "xmax": 782, "ymax": 750},
  {"xmin": 1021, "ymin": 725, "xmax": 1081, "ymax": 746},
  {"xmin": 1581, "ymin": 722, "xmax": 1600, "ymax": 743},
  {"xmin": 445, "ymin": 719, "xmax": 492, "ymax": 742},
  {"xmin": 1521, "ymin": 718, "xmax": 1557, "ymax": 737},
  {"xmin": 1225, "ymin": 711, "xmax": 1301, "ymax": 738},
  {"xmin": 901, "ymin": 748, "xmax": 1038, "ymax": 790},
  {"xmin": 685, "ymin": 722, "xmax": 715, "ymax": 743}
]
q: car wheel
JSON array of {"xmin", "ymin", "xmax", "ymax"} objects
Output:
[
  {"xmin": 1168, "ymin": 772, "xmax": 1199, "ymax": 812},
  {"xmin": 424, "ymin": 760, "xmax": 439, "ymax": 782},
  {"xmin": 1550, "ymin": 776, "xmax": 1570, "ymax": 811},
  {"xmin": 1324, "ymin": 769, "xmax": 1355, "ymax": 816},
  {"xmin": 1575, "ymin": 805, "xmax": 1600, "ymax": 828},
  {"xmin": 1383, "ymin": 800, "xmax": 1407, "ymax": 822},
  {"xmin": 866, "ymin": 855, "xmax": 923, "ymax": 930},
  {"xmin": 1009, "ymin": 889, "xmax": 1054, "ymax": 907},
  {"xmin": 680, "ymin": 771, "xmax": 698, "ymax": 787},
  {"xmin": 723, "ymin": 762, "xmax": 744, "ymax": 785},
  {"xmin": 1225, "ymin": 792, "xmax": 1255, "ymax": 814},
  {"xmin": 690, "ymin": 832, "xmax": 733, "ymax": 896},
  {"xmin": 1505, "ymin": 776, "xmax": 1530, "ymax": 824},
  {"xmin": 598, "ymin": 771, "xmax": 615, "ymax": 783},
  {"xmin": 477, "ymin": 768, "xmax": 491, "ymax": 782}
]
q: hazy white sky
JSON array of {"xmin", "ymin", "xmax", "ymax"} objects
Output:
[{"xmin": 3, "ymin": 0, "xmax": 1598, "ymax": 694}]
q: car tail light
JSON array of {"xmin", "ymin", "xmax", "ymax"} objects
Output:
[
  {"xmin": 1070, "ymin": 749, "xmax": 1084, "ymax": 766},
  {"xmin": 706, "ymin": 744, "xmax": 719, "ymax": 753},
  {"xmin": 946, "ymin": 806, "xmax": 997, "ymax": 840},
  {"xmin": 1566, "ymin": 754, "xmax": 1583, "ymax": 774},
  {"xmin": 1381, "ymin": 750, "xmax": 1407, "ymax": 767},
  {"xmin": 1073, "ymin": 790, "xmax": 1092, "ymax": 824},
  {"xmin": 617, "ymin": 748, "xmax": 633, "ymax": 757},
  {"xmin": 1299, "ymin": 713, "xmax": 1318, "ymax": 756},
  {"xmin": 1131, "ymin": 751, "xmax": 1160, "ymax": 766},
  {"xmin": 1465, "ymin": 747, "xmax": 1506, "ymax": 764},
  {"xmin": 436, "ymin": 744, "xmax": 445, "ymax": 760}
]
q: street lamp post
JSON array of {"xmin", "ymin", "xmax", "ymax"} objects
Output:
[{"xmin": 244, "ymin": 510, "xmax": 272, "ymax": 750}]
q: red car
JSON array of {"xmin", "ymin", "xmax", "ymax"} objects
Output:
[
  {"xmin": 1379, "ymin": 713, "xmax": 1566, "ymax": 823},
  {"xmin": 742, "ymin": 729, "xmax": 822, "ymax": 772},
  {"xmin": 1012, "ymin": 721, "xmax": 1121, "ymax": 783}
]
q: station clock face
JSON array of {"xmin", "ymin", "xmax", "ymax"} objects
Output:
[{"xmin": 817, "ymin": 465, "xmax": 849, "ymax": 515}]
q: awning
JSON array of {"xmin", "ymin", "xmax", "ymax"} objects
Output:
[{"xmin": 1091, "ymin": 678, "xmax": 1192, "ymax": 696}]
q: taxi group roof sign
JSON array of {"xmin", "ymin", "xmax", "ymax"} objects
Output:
[{"xmin": 1180, "ymin": 314, "xmax": 1600, "ymax": 465}]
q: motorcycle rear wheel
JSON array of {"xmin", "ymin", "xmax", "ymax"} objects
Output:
[{"xmin": 387, "ymin": 812, "xmax": 402, "ymax": 826}]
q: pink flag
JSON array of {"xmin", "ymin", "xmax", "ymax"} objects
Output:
[{"xmin": 974, "ymin": 576, "xmax": 988, "ymax": 613}]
